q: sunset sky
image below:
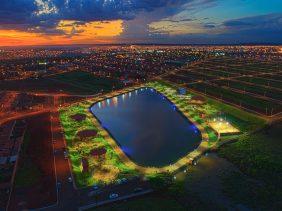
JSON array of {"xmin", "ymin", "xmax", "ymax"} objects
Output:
[{"xmin": 0, "ymin": 0, "xmax": 282, "ymax": 46}]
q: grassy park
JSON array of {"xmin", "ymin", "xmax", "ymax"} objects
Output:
[
  {"xmin": 59, "ymin": 102, "xmax": 137, "ymax": 187},
  {"xmin": 58, "ymin": 80, "xmax": 268, "ymax": 188},
  {"xmin": 218, "ymin": 121, "xmax": 282, "ymax": 209},
  {"xmin": 57, "ymin": 79, "xmax": 282, "ymax": 209}
]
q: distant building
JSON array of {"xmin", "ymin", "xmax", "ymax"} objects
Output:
[
  {"xmin": 178, "ymin": 88, "xmax": 187, "ymax": 95},
  {"xmin": 38, "ymin": 61, "xmax": 47, "ymax": 73}
]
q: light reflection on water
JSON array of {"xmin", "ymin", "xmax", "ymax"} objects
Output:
[{"xmin": 91, "ymin": 88, "xmax": 201, "ymax": 167}]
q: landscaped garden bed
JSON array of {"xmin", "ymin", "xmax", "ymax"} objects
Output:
[{"xmin": 59, "ymin": 103, "xmax": 137, "ymax": 187}]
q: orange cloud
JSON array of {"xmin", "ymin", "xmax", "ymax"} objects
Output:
[{"xmin": 0, "ymin": 20, "xmax": 123, "ymax": 46}]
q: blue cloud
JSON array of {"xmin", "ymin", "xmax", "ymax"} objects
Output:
[
  {"xmin": 119, "ymin": 13, "xmax": 282, "ymax": 44},
  {"xmin": 223, "ymin": 13, "xmax": 282, "ymax": 31},
  {"xmin": 0, "ymin": 0, "xmax": 37, "ymax": 25},
  {"xmin": 0, "ymin": 0, "xmax": 281, "ymax": 44},
  {"xmin": 0, "ymin": 0, "xmax": 190, "ymax": 33}
]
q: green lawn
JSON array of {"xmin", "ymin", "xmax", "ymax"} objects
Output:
[
  {"xmin": 14, "ymin": 133, "xmax": 41, "ymax": 188},
  {"xmin": 93, "ymin": 189, "xmax": 226, "ymax": 211},
  {"xmin": 94, "ymin": 195, "xmax": 185, "ymax": 211},
  {"xmin": 190, "ymin": 82, "xmax": 279, "ymax": 112},
  {"xmin": 206, "ymin": 97, "xmax": 266, "ymax": 132},
  {"xmin": 218, "ymin": 121, "xmax": 282, "ymax": 210},
  {"xmin": 149, "ymin": 80, "xmax": 265, "ymax": 139},
  {"xmin": 60, "ymin": 80, "xmax": 268, "ymax": 189},
  {"xmin": 59, "ymin": 102, "xmax": 137, "ymax": 187},
  {"xmin": 50, "ymin": 71, "xmax": 122, "ymax": 93}
]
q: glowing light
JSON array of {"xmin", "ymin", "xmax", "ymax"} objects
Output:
[{"xmin": 113, "ymin": 97, "xmax": 118, "ymax": 106}]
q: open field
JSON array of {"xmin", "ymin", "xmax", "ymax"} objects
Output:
[
  {"xmin": 156, "ymin": 80, "xmax": 266, "ymax": 132},
  {"xmin": 218, "ymin": 121, "xmax": 282, "ymax": 210},
  {"xmin": 162, "ymin": 57, "xmax": 282, "ymax": 116},
  {"xmin": 9, "ymin": 112, "xmax": 56, "ymax": 210},
  {"xmin": 0, "ymin": 71, "xmax": 122, "ymax": 95},
  {"xmin": 59, "ymin": 82, "xmax": 217, "ymax": 187}
]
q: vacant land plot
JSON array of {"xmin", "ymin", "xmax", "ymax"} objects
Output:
[
  {"xmin": 163, "ymin": 57, "xmax": 282, "ymax": 116},
  {"xmin": 50, "ymin": 71, "xmax": 122, "ymax": 93},
  {"xmin": 9, "ymin": 113, "xmax": 56, "ymax": 210},
  {"xmin": 0, "ymin": 71, "xmax": 122, "ymax": 95}
]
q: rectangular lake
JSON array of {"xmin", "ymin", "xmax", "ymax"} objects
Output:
[{"xmin": 90, "ymin": 88, "xmax": 202, "ymax": 167}]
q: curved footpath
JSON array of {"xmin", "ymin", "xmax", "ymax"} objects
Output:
[{"xmin": 82, "ymin": 85, "xmax": 217, "ymax": 174}]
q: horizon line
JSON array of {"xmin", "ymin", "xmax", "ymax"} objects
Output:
[{"xmin": 1, "ymin": 42, "xmax": 282, "ymax": 48}]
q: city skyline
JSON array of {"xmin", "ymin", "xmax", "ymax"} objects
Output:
[{"xmin": 1, "ymin": 0, "xmax": 282, "ymax": 46}]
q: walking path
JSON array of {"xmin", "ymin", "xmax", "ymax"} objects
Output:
[{"xmin": 80, "ymin": 85, "xmax": 215, "ymax": 175}]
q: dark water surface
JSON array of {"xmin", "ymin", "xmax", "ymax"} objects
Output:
[{"xmin": 90, "ymin": 88, "xmax": 202, "ymax": 167}]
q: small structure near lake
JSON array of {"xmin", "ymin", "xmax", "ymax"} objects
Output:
[
  {"xmin": 190, "ymin": 95, "xmax": 206, "ymax": 105},
  {"xmin": 178, "ymin": 88, "xmax": 187, "ymax": 95}
]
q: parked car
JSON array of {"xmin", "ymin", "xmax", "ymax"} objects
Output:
[
  {"xmin": 109, "ymin": 193, "xmax": 119, "ymax": 199},
  {"xmin": 64, "ymin": 151, "xmax": 68, "ymax": 159},
  {"xmin": 68, "ymin": 177, "xmax": 72, "ymax": 183},
  {"xmin": 92, "ymin": 185, "xmax": 99, "ymax": 190}
]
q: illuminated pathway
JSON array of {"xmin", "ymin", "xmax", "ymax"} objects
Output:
[{"xmin": 79, "ymin": 85, "xmax": 213, "ymax": 174}]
